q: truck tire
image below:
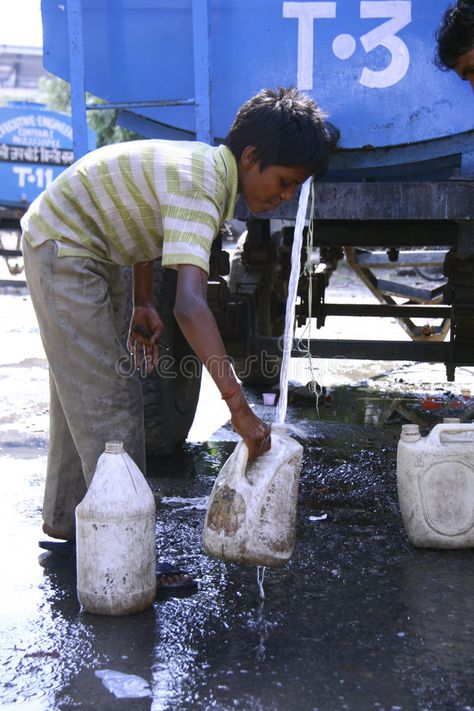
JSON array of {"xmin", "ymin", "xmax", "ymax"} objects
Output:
[
  {"xmin": 228, "ymin": 229, "xmax": 282, "ymax": 386},
  {"xmin": 124, "ymin": 263, "xmax": 202, "ymax": 457}
]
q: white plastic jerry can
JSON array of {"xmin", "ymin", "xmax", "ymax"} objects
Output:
[
  {"xmin": 76, "ymin": 441, "xmax": 157, "ymax": 615},
  {"xmin": 203, "ymin": 424, "xmax": 303, "ymax": 567},
  {"xmin": 397, "ymin": 423, "xmax": 474, "ymax": 548}
]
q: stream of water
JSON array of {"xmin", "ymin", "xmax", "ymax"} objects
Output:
[
  {"xmin": 255, "ymin": 178, "xmax": 313, "ymax": 601},
  {"xmin": 275, "ymin": 177, "xmax": 313, "ymax": 425}
]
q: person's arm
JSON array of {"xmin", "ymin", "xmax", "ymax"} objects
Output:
[
  {"xmin": 174, "ymin": 263, "xmax": 271, "ymax": 463},
  {"xmin": 129, "ymin": 261, "xmax": 164, "ymax": 373}
]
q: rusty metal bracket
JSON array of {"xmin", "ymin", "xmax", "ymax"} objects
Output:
[{"xmin": 344, "ymin": 246, "xmax": 450, "ymax": 341}]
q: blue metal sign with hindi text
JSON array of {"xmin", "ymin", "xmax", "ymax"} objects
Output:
[{"xmin": 0, "ymin": 102, "xmax": 94, "ymax": 209}]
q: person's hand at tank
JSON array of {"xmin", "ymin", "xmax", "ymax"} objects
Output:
[{"xmin": 226, "ymin": 387, "xmax": 272, "ymax": 463}]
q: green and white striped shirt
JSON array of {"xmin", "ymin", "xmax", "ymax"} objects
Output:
[{"xmin": 21, "ymin": 139, "xmax": 238, "ymax": 274}]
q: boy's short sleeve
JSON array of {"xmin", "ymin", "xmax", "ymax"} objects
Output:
[{"xmin": 160, "ymin": 192, "xmax": 221, "ymax": 275}]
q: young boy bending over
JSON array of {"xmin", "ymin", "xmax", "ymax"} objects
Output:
[{"xmin": 21, "ymin": 86, "xmax": 330, "ymax": 590}]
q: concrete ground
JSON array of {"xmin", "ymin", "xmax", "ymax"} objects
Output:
[{"xmin": 1, "ymin": 242, "xmax": 474, "ymax": 710}]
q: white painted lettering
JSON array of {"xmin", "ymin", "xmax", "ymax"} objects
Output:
[
  {"xmin": 359, "ymin": 1, "xmax": 411, "ymax": 88},
  {"xmin": 13, "ymin": 166, "xmax": 32, "ymax": 187},
  {"xmin": 283, "ymin": 2, "xmax": 337, "ymax": 89}
]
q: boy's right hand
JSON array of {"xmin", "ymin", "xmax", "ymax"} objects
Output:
[
  {"xmin": 128, "ymin": 304, "xmax": 164, "ymax": 373},
  {"xmin": 227, "ymin": 391, "xmax": 271, "ymax": 463}
]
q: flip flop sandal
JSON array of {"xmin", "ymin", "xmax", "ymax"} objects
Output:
[
  {"xmin": 156, "ymin": 562, "xmax": 198, "ymax": 598},
  {"xmin": 38, "ymin": 539, "xmax": 76, "ymax": 555}
]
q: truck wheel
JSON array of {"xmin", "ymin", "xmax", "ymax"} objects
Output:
[
  {"xmin": 228, "ymin": 229, "xmax": 282, "ymax": 386},
  {"xmin": 124, "ymin": 264, "xmax": 202, "ymax": 457},
  {"xmin": 233, "ymin": 355, "xmax": 282, "ymax": 387}
]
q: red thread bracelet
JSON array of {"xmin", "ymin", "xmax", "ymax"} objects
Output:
[{"xmin": 221, "ymin": 384, "xmax": 241, "ymax": 400}]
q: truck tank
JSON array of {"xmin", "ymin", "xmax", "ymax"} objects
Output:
[
  {"xmin": 40, "ymin": 0, "xmax": 474, "ymax": 453},
  {"xmin": 42, "ymin": 1, "xmax": 472, "ymax": 162}
]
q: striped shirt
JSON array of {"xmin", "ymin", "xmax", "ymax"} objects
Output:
[{"xmin": 21, "ymin": 140, "xmax": 238, "ymax": 274}]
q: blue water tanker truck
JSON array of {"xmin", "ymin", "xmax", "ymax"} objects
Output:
[
  {"xmin": 0, "ymin": 101, "xmax": 94, "ymax": 286},
  {"xmin": 41, "ymin": 0, "xmax": 473, "ymax": 454}
]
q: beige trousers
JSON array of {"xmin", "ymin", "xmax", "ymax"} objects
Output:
[{"xmin": 23, "ymin": 238, "xmax": 145, "ymax": 537}]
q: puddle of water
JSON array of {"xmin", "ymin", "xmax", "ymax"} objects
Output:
[
  {"xmin": 160, "ymin": 496, "xmax": 208, "ymax": 511},
  {"xmin": 259, "ymin": 382, "xmax": 473, "ymax": 432},
  {"xmin": 2, "ymin": 289, "xmax": 474, "ymax": 710},
  {"xmin": 4, "ymin": 428, "xmax": 474, "ymax": 710}
]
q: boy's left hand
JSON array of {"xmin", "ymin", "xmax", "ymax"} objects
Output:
[
  {"xmin": 228, "ymin": 393, "xmax": 271, "ymax": 463},
  {"xmin": 128, "ymin": 304, "xmax": 164, "ymax": 373}
]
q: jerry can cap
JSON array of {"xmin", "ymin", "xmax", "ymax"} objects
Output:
[
  {"xmin": 400, "ymin": 424, "xmax": 421, "ymax": 442},
  {"xmin": 105, "ymin": 441, "xmax": 124, "ymax": 453}
]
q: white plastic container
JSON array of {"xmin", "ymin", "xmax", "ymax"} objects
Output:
[
  {"xmin": 203, "ymin": 424, "xmax": 303, "ymax": 567},
  {"xmin": 397, "ymin": 423, "xmax": 474, "ymax": 548},
  {"xmin": 76, "ymin": 441, "xmax": 157, "ymax": 615},
  {"xmin": 262, "ymin": 392, "xmax": 277, "ymax": 406}
]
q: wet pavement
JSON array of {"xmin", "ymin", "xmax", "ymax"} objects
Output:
[{"xmin": 1, "ymin": 277, "xmax": 474, "ymax": 710}]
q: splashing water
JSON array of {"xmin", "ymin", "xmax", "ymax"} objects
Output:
[
  {"xmin": 95, "ymin": 670, "xmax": 152, "ymax": 699},
  {"xmin": 256, "ymin": 565, "xmax": 266, "ymax": 600}
]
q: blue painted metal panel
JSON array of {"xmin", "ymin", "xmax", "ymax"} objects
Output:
[
  {"xmin": 0, "ymin": 103, "xmax": 94, "ymax": 208},
  {"xmin": 67, "ymin": 0, "xmax": 89, "ymax": 159},
  {"xmin": 192, "ymin": 0, "xmax": 211, "ymax": 143},
  {"xmin": 42, "ymin": 0, "xmax": 472, "ymax": 152}
]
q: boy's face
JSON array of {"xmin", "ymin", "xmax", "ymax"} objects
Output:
[
  {"xmin": 238, "ymin": 147, "xmax": 312, "ymax": 213},
  {"xmin": 454, "ymin": 47, "xmax": 474, "ymax": 91}
]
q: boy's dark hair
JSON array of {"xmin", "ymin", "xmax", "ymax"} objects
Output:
[
  {"xmin": 435, "ymin": 0, "xmax": 474, "ymax": 70},
  {"xmin": 225, "ymin": 87, "xmax": 333, "ymax": 179}
]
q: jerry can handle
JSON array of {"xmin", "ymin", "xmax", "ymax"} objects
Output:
[
  {"xmin": 432, "ymin": 423, "xmax": 474, "ymax": 445},
  {"xmin": 232, "ymin": 439, "xmax": 250, "ymax": 479}
]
